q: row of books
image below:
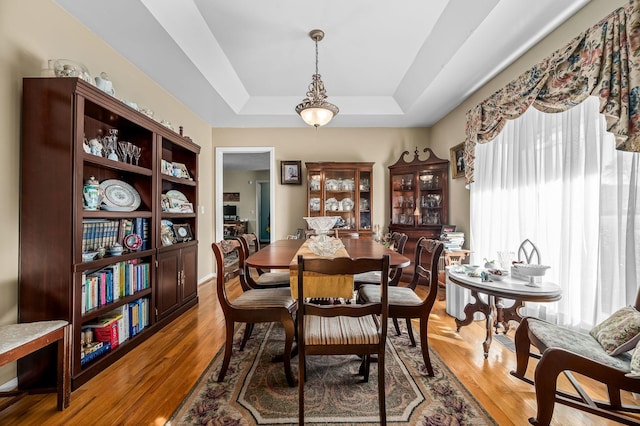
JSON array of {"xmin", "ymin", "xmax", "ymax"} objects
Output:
[
  {"xmin": 81, "ymin": 261, "xmax": 150, "ymax": 314},
  {"xmin": 441, "ymin": 231, "xmax": 465, "ymax": 250},
  {"xmin": 80, "ymin": 297, "xmax": 150, "ymax": 366},
  {"xmin": 82, "ymin": 218, "xmax": 149, "ymax": 253}
]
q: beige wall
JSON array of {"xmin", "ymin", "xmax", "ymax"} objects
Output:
[
  {"xmin": 223, "ymin": 169, "xmax": 269, "ymax": 235},
  {"xmin": 0, "ymin": 0, "xmax": 625, "ymax": 386},
  {"xmin": 212, "ymin": 128, "xmax": 432, "ymax": 239},
  {"xmin": 0, "ymin": 0, "xmax": 215, "ymax": 384}
]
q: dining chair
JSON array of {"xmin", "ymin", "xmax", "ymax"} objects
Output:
[
  {"xmin": 297, "ymin": 254, "xmax": 390, "ymax": 425},
  {"xmin": 212, "ymin": 240, "xmax": 297, "ymax": 387},
  {"xmin": 358, "ymin": 237, "xmax": 444, "ymax": 375},
  {"xmin": 236, "ymin": 234, "xmax": 290, "ymax": 291}
]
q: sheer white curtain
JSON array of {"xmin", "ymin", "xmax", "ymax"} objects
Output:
[{"xmin": 469, "ymin": 96, "xmax": 640, "ymax": 332}]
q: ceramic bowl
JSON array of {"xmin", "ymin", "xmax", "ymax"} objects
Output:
[
  {"xmin": 82, "ymin": 251, "xmax": 98, "ymax": 262},
  {"xmin": 463, "ymin": 264, "xmax": 480, "ymax": 273}
]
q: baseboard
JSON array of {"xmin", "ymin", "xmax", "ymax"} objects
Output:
[
  {"xmin": 0, "ymin": 377, "xmax": 17, "ymax": 392},
  {"xmin": 198, "ymin": 273, "xmax": 214, "ymax": 285}
]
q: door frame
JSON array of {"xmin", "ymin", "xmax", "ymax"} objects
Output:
[{"xmin": 215, "ymin": 147, "xmax": 276, "ymax": 242}]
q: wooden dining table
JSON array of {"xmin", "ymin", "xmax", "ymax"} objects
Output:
[{"xmin": 245, "ymin": 238, "xmax": 411, "ymax": 270}]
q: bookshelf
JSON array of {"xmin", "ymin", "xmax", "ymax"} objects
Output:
[{"xmin": 19, "ymin": 77, "xmax": 200, "ymax": 390}]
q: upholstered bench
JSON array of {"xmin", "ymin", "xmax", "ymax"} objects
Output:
[{"xmin": 0, "ymin": 320, "xmax": 71, "ymax": 411}]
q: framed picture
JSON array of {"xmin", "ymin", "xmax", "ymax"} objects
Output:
[
  {"xmin": 172, "ymin": 162, "xmax": 191, "ymax": 180},
  {"xmin": 450, "ymin": 142, "xmax": 465, "ymax": 179},
  {"xmin": 223, "ymin": 192, "xmax": 240, "ymax": 202},
  {"xmin": 281, "ymin": 160, "xmax": 302, "ymax": 185},
  {"xmin": 441, "ymin": 224, "xmax": 456, "ymax": 233},
  {"xmin": 172, "ymin": 223, "xmax": 193, "ymax": 242}
]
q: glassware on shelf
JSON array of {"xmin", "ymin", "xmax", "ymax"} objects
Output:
[{"xmin": 132, "ymin": 146, "xmax": 142, "ymax": 166}]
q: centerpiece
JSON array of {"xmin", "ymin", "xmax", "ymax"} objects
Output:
[{"xmin": 304, "ymin": 216, "xmax": 342, "ymax": 256}]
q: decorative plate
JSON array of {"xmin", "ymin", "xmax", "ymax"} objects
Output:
[
  {"xmin": 123, "ymin": 233, "xmax": 142, "ymax": 250},
  {"xmin": 166, "ymin": 190, "xmax": 188, "ymax": 202},
  {"xmin": 100, "ymin": 179, "xmax": 141, "ymax": 211}
]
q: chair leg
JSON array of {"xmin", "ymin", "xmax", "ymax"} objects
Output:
[
  {"xmin": 378, "ymin": 349, "xmax": 387, "ymax": 426},
  {"xmin": 530, "ymin": 351, "xmax": 563, "ymax": 426},
  {"xmin": 217, "ymin": 321, "xmax": 235, "ymax": 382},
  {"xmin": 393, "ymin": 318, "xmax": 401, "ymax": 336},
  {"xmin": 406, "ymin": 318, "xmax": 416, "ymax": 346},
  {"xmin": 298, "ymin": 343, "xmax": 305, "ymax": 425},
  {"xmin": 512, "ymin": 318, "xmax": 532, "ymax": 378},
  {"xmin": 282, "ymin": 317, "xmax": 296, "ymax": 387},
  {"xmin": 420, "ymin": 317, "xmax": 434, "ymax": 376},
  {"xmin": 240, "ymin": 323, "xmax": 254, "ymax": 351}
]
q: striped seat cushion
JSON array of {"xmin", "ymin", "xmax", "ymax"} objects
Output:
[
  {"xmin": 359, "ymin": 284, "xmax": 422, "ymax": 306},
  {"xmin": 255, "ymin": 271, "xmax": 290, "ymax": 286},
  {"xmin": 304, "ymin": 315, "xmax": 379, "ymax": 345},
  {"xmin": 233, "ymin": 287, "xmax": 295, "ymax": 309},
  {"xmin": 353, "ymin": 271, "xmax": 389, "ymax": 284}
]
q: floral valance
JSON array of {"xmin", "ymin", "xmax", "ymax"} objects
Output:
[{"xmin": 464, "ymin": 0, "xmax": 640, "ymax": 183}]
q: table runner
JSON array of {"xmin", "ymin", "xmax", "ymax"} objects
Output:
[{"xmin": 289, "ymin": 239, "xmax": 354, "ymax": 299}]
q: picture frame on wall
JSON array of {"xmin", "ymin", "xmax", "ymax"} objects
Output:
[
  {"xmin": 281, "ymin": 160, "xmax": 302, "ymax": 185},
  {"xmin": 450, "ymin": 143, "xmax": 465, "ymax": 179}
]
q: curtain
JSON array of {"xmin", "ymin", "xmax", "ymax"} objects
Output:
[
  {"xmin": 470, "ymin": 96, "xmax": 640, "ymax": 331},
  {"xmin": 464, "ymin": 0, "xmax": 640, "ymax": 184}
]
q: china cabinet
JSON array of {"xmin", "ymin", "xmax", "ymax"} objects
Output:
[
  {"xmin": 19, "ymin": 77, "xmax": 200, "ymax": 390},
  {"xmin": 388, "ymin": 148, "xmax": 449, "ymax": 280},
  {"xmin": 306, "ymin": 162, "xmax": 373, "ymax": 238}
]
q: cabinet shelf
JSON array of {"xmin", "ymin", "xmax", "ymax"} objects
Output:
[
  {"xmin": 80, "ymin": 288, "xmax": 152, "ymax": 322},
  {"xmin": 389, "ymin": 148, "xmax": 449, "ymax": 280},
  {"xmin": 306, "ymin": 162, "xmax": 373, "ymax": 237},
  {"xmin": 19, "ymin": 77, "xmax": 200, "ymax": 391}
]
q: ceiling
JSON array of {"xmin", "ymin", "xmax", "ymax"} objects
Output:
[{"xmin": 55, "ymin": 0, "xmax": 590, "ymax": 129}]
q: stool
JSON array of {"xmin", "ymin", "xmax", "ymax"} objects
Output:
[{"xmin": 0, "ymin": 320, "xmax": 71, "ymax": 411}]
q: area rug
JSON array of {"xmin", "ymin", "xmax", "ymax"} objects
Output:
[{"xmin": 168, "ymin": 322, "xmax": 497, "ymax": 425}]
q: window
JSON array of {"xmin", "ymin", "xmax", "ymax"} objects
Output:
[{"xmin": 470, "ymin": 97, "xmax": 640, "ymax": 331}]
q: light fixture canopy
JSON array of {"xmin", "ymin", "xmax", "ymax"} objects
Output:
[{"xmin": 295, "ymin": 29, "xmax": 339, "ymax": 127}]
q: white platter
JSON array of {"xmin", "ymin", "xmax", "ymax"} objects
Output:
[
  {"xmin": 166, "ymin": 189, "xmax": 188, "ymax": 202},
  {"xmin": 100, "ymin": 179, "xmax": 141, "ymax": 211}
]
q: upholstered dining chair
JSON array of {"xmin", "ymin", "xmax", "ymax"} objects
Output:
[
  {"xmin": 212, "ymin": 240, "xmax": 297, "ymax": 387},
  {"xmin": 236, "ymin": 234, "xmax": 290, "ymax": 291},
  {"xmin": 358, "ymin": 237, "xmax": 444, "ymax": 376},
  {"xmin": 511, "ymin": 288, "xmax": 640, "ymax": 426},
  {"xmin": 297, "ymin": 254, "xmax": 390, "ymax": 426}
]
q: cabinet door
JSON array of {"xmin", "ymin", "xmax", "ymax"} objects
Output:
[
  {"xmin": 181, "ymin": 244, "xmax": 198, "ymax": 302},
  {"xmin": 156, "ymin": 249, "xmax": 181, "ymax": 320}
]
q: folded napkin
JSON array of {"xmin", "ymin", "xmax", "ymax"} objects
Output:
[{"xmin": 290, "ymin": 240, "xmax": 354, "ymax": 299}]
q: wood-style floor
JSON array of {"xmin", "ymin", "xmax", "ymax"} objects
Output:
[{"xmin": 0, "ymin": 277, "xmax": 637, "ymax": 425}]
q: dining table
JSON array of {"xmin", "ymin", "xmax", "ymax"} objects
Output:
[
  {"xmin": 447, "ymin": 269, "xmax": 562, "ymax": 358},
  {"xmin": 245, "ymin": 238, "xmax": 412, "ymax": 271}
]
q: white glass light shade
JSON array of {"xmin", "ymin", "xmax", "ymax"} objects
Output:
[{"xmin": 299, "ymin": 106, "xmax": 335, "ymax": 127}]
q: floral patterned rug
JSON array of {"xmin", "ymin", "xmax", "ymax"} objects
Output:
[{"xmin": 168, "ymin": 322, "xmax": 497, "ymax": 425}]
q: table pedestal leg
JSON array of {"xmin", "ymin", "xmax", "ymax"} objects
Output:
[{"xmin": 482, "ymin": 295, "xmax": 496, "ymax": 358}]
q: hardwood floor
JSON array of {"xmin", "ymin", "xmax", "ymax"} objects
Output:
[{"xmin": 0, "ymin": 278, "xmax": 637, "ymax": 425}]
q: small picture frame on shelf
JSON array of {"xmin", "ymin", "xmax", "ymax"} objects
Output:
[
  {"xmin": 161, "ymin": 159, "xmax": 173, "ymax": 176},
  {"xmin": 179, "ymin": 202, "xmax": 194, "ymax": 213},
  {"xmin": 172, "ymin": 162, "xmax": 191, "ymax": 180},
  {"xmin": 281, "ymin": 160, "xmax": 302, "ymax": 185},
  {"xmin": 450, "ymin": 142, "xmax": 465, "ymax": 179},
  {"xmin": 172, "ymin": 223, "xmax": 193, "ymax": 242}
]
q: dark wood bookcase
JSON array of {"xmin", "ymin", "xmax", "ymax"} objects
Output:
[
  {"xmin": 305, "ymin": 162, "xmax": 374, "ymax": 238},
  {"xmin": 388, "ymin": 148, "xmax": 449, "ymax": 280},
  {"xmin": 19, "ymin": 77, "xmax": 200, "ymax": 390}
]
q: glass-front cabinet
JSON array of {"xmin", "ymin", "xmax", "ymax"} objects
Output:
[
  {"xmin": 306, "ymin": 162, "xmax": 373, "ymax": 238},
  {"xmin": 389, "ymin": 148, "xmax": 449, "ymax": 278}
]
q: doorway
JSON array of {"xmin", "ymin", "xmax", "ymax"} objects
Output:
[{"xmin": 215, "ymin": 147, "xmax": 276, "ymax": 243}]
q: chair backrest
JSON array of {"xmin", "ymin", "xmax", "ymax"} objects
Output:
[
  {"xmin": 238, "ymin": 233, "xmax": 260, "ymax": 253},
  {"xmin": 338, "ymin": 232, "xmax": 359, "ymax": 239},
  {"xmin": 211, "ymin": 240, "xmax": 245, "ymax": 312},
  {"xmin": 388, "ymin": 232, "xmax": 408, "ymax": 253},
  {"xmin": 408, "ymin": 238, "xmax": 445, "ymax": 302},
  {"xmin": 234, "ymin": 235, "xmax": 260, "ymax": 291},
  {"xmin": 297, "ymin": 254, "xmax": 390, "ymax": 337},
  {"xmin": 387, "ymin": 232, "xmax": 408, "ymax": 285}
]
